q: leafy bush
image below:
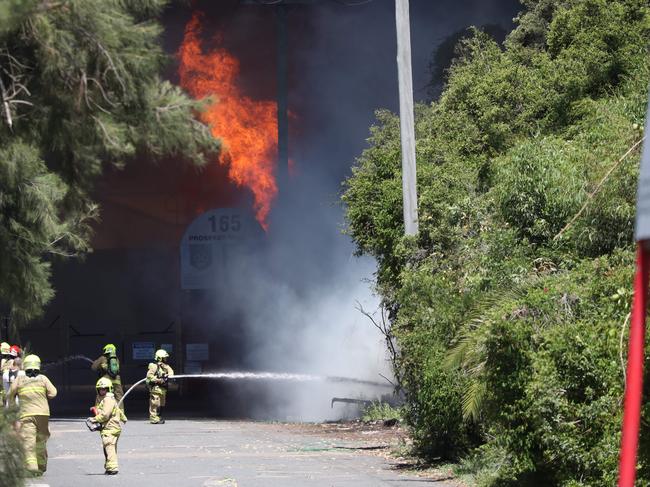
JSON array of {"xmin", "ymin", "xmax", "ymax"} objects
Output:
[
  {"xmin": 362, "ymin": 402, "xmax": 403, "ymax": 423},
  {"xmin": 342, "ymin": 0, "xmax": 650, "ymax": 484},
  {"xmin": 0, "ymin": 409, "xmax": 25, "ymax": 487}
]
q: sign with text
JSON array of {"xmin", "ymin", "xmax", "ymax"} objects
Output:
[
  {"xmin": 180, "ymin": 208, "xmax": 262, "ymax": 289},
  {"xmin": 132, "ymin": 342, "xmax": 155, "ymax": 361}
]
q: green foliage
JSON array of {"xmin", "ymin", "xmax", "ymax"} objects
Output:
[
  {"xmin": 0, "ymin": 0, "xmax": 220, "ymax": 322},
  {"xmin": 0, "ymin": 408, "xmax": 25, "ymax": 487},
  {"xmin": 0, "ymin": 141, "xmax": 92, "ymax": 323},
  {"xmin": 361, "ymin": 401, "xmax": 403, "ymax": 423},
  {"xmin": 460, "ymin": 253, "xmax": 636, "ymax": 486},
  {"xmin": 342, "ymin": 0, "xmax": 650, "ymax": 484}
]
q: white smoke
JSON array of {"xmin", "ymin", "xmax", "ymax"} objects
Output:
[{"xmin": 211, "ymin": 224, "xmax": 393, "ymax": 421}]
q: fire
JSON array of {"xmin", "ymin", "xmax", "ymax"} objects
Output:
[{"xmin": 178, "ymin": 13, "xmax": 278, "ymax": 229}]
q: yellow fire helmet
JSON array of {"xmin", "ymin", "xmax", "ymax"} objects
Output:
[
  {"xmin": 0, "ymin": 342, "xmax": 9, "ymax": 355},
  {"xmin": 96, "ymin": 377, "xmax": 113, "ymax": 391},
  {"xmin": 154, "ymin": 349, "xmax": 169, "ymax": 361},
  {"xmin": 102, "ymin": 343, "xmax": 117, "ymax": 356},
  {"xmin": 23, "ymin": 354, "xmax": 41, "ymax": 371}
]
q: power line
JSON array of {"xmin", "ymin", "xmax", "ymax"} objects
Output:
[{"xmin": 332, "ymin": 0, "xmax": 374, "ymax": 5}]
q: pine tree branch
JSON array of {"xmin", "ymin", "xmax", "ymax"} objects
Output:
[
  {"xmin": 86, "ymin": 76, "xmax": 116, "ymax": 108},
  {"xmin": 0, "ymin": 49, "xmax": 33, "ymax": 127},
  {"xmin": 91, "ymin": 115, "xmax": 120, "ymax": 148},
  {"xmin": 37, "ymin": 1, "xmax": 65, "ymax": 12},
  {"xmin": 78, "ymin": 28, "xmax": 126, "ymax": 94},
  {"xmin": 0, "ymin": 73, "xmax": 12, "ymax": 129}
]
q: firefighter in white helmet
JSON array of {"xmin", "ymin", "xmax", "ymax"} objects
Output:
[
  {"xmin": 4, "ymin": 345, "xmax": 24, "ymax": 407},
  {"xmin": 87, "ymin": 377, "xmax": 123, "ymax": 475},
  {"xmin": 8, "ymin": 354, "xmax": 57, "ymax": 476},
  {"xmin": 146, "ymin": 349, "xmax": 174, "ymax": 424}
]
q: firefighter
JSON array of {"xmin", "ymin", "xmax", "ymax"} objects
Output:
[
  {"xmin": 147, "ymin": 349, "xmax": 174, "ymax": 424},
  {"xmin": 0, "ymin": 342, "xmax": 10, "ymax": 370},
  {"xmin": 5, "ymin": 344, "xmax": 22, "ymax": 371},
  {"xmin": 5, "ymin": 356, "xmax": 23, "ymax": 408},
  {"xmin": 88, "ymin": 377, "xmax": 122, "ymax": 475},
  {"xmin": 91, "ymin": 344, "xmax": 124, "ymax": 409},
  {"xmin": 0, "ymin": 342, "xmax": 10, "ymax": 403},
  {"xmin": 8, "ymin": 354, "xmax": 57, "ymax": 476},
  {"xmin": 3, "ymin": 345, "xmax": 22, "ymax": 406}
]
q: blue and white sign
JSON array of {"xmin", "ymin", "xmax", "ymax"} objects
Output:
[
  {"xmin": 179, "ymin": 208, "xmax": 262, "ymax": 289},
  {"xmin": 132, "ymin": 342, "xmax": 155, "ymax": 360}
]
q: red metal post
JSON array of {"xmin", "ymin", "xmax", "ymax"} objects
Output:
[{"xmin": 619, "ymin": 242, "xmax": 650, "ymax": 486}]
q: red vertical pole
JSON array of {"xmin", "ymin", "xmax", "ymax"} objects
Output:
[{"xmin": 619, "ymin": 242, "xmax": 650, "ymax": 486}]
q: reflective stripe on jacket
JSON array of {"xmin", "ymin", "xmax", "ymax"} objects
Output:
[{"xmin": 9, "ymin": 374, "xmax": 57, "ymax": 418}]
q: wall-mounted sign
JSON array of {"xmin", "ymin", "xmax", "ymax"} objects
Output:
[
  {"xmin": 180, "ymin": 208, "xmax": 262, "ymax": 289},
  {"xmin": 132, "ymin": 342, "xmax": 155, "ymax": 360}
]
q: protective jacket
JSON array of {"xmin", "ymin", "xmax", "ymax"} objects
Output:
[
  {"xmin": 1, "ymin": 357, "xmax": 13, "ymax": 373},
  {"xmin": 0, "ymin": 357, "xmax": 8, "ymax": 400},
  {"xmin": 8, "ymin": 374, "xmax": 57, "ymax": 418},
  {"xmin": 93, "ymin": 392, "xmax": 122, "ymax": 473},
  {"xmin": 94, "ymin": 392, "xmax": 122, "ymax": 435},
  {"xmin": 146, "ymin": 362, "xmax": 174, "ymax": 395}
]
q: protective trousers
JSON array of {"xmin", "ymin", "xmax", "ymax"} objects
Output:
[
  {"xmin": 149, "ymin": 391, "xmax": 166, "ymax": 423},
  {"xmin": 20, "ymin": 415, "xmax": 49, "ymax": 473},
  {"xmin": 101, "ymin": 432, "xmax": 120, "ymax": 472}
]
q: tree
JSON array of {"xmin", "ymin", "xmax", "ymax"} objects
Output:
[{"xmin": 0, "ymin": 0, "xmax": 219, "ymax": 324}]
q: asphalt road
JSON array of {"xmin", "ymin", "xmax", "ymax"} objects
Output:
[{"xmin": 28, "ymin": 418, "xmax": 456, "ymax": 487}]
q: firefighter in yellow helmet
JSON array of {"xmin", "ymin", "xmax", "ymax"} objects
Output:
[
  {"xmin": 91, "ymin": 344, "xmax": 124, "ymax": 410},
  {"xmin": 146, "ymin": 349, "xmax": 174, "ymax": 424},
  {"xmin": 87, "ymin": 377, "xmax": 123, "ymax": 475},
  {"xmin": 8, "ymin": 355, "xmax": 57, "ymax": 476},
  {"xmin": 0, "ymin": 342, "xmax": 10, "ymax": 370}
]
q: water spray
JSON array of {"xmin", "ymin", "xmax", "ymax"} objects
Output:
[
  {"xmin": 42, "ymin": 355, "xmax": 94, "ymax": 370},
  {"xmin": 116, "ymin": 371, "xmax": 392, "ymax": 410}
]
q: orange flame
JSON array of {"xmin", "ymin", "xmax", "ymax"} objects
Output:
[{"xmin": 178, "ymin": 13, "xmax": 277, "ymax": 230}]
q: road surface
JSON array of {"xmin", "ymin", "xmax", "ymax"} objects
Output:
[{"xmin": 29, "ymin": 418, "xmax": 458, "ymax": 487}]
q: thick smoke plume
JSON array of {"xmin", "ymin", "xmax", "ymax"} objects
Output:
[{"xmin": 171, "ymin": 0, "xmax": 520, "ymax": 420}]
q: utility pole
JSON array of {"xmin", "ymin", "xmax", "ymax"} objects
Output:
[
  {"xmin": 395, "ymin": 0, "xmax": 418, "ymax": 236},
  {"xmin": 276, "ymin": 3, "xmax": 289, "ymax": 187}
]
